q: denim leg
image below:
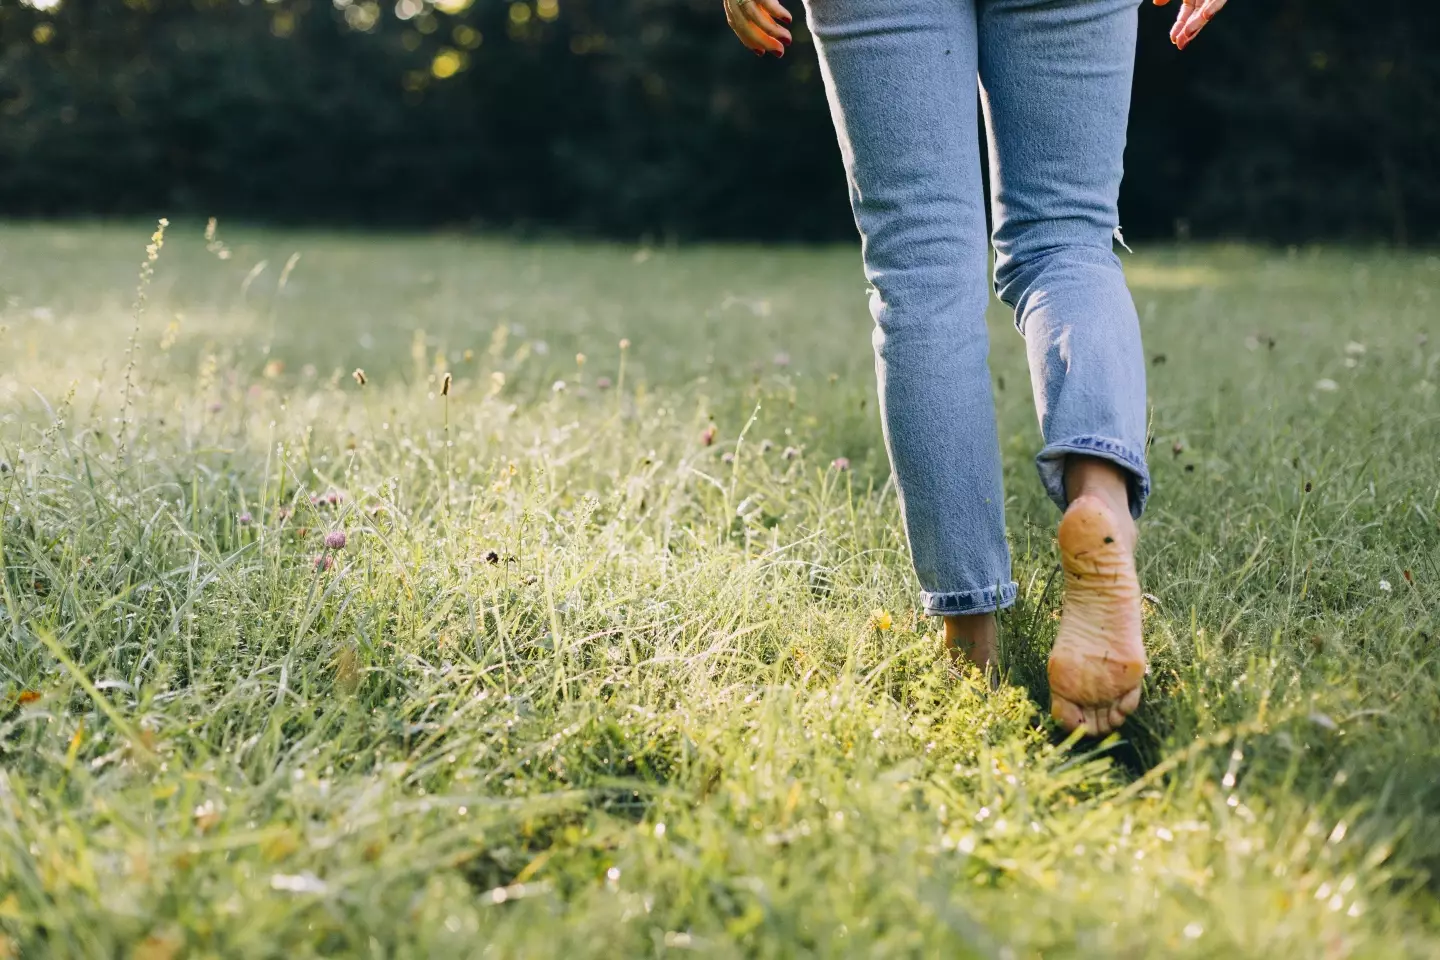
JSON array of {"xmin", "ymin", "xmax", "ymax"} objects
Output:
[
  {"xmin": 979, "ymin": 0, "xmax": 1152, "ymax": 518},
  {"xmin": 806, "ymin": 0, "xmax": 1017, "ymax": 616}
]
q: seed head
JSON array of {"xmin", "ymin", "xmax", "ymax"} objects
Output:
[
  {"xmin": 441, "ymin": 372, "xmax": 452, "ymax": 397},
  {"xmin": 619, "ymin": 338, "xmax": 631, "ymax": 351},
  {"xmin": 352, "ymin": 368, "xmax": 367, "ymax": 387}
]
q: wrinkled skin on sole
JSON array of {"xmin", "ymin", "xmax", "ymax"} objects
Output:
[{"xmin": 1048, "ymin": 494, "xmax": 1147, "ymax": 736}]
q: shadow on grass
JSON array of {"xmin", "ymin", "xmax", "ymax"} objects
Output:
[{"xmin": 998, "ymin": 560, "xmax": 1172, "ymax": 779}]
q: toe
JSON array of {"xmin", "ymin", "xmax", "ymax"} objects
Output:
[
  {"xmin": 1051, "ymin": 695, "xmax": 1086, "ymax": 732},
  {"xmin": 1107, "ymin": 703, "xmax": 1127, "ymax": 730},
  {"xmin": 1118, "ymin": 685, "xmax": 1142, "ymax": 716}
]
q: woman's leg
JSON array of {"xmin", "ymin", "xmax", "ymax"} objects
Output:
[
  {"xmin": 805, "ymin": 0, "xmax": 1016, "ymax": 654},
  {"xmin": 978, "ymin": 0, "xmax": 1151, "ymax": 732}
]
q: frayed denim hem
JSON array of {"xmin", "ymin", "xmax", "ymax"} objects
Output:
[
  {"xmin": 1036, "ymin": 437, "xmax": 1151, "ymax": 520},
  {"xmin": 921, "ymin": 581, "xmax": 1019, "ymax": 617}
]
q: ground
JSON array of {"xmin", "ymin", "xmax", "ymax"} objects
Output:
[{"xmin": 0, "ymin": 223, "xmax": 1437, "ymax": 958}]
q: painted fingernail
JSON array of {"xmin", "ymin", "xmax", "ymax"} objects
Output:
[{"xmin": 780, "ymin": 35, "xmax": 792, "ymax": 46}]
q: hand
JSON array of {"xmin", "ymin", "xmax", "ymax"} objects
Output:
[
  {"xmin": 724, "ymin": 0, "xmax": 793, "ymax": 58},
  {"xmin": 1154, "ymin": 0, "xmax": 1226, "ymax": 51}
]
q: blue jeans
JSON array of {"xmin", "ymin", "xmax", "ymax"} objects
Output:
[{"xmin": 806, "ymin": 0, "xmax": 1152, "ymax": 617}]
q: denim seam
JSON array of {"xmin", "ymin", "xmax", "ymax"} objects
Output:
[
  {"xmin": 1036, "ymin": 436, "xmax": 1151, "ymax": 519},
  {"xmin": 921, "ymin": 580, "xmax": 1019, "ymax": 617}
]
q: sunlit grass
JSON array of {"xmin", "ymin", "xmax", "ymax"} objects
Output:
[{"xmin": 1, "ymin": 224, "xmax": 1437, "ymax": 957}]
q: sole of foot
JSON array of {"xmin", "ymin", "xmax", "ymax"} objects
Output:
[{"xmin": 1048, "ymin": 493, "xmax": 1147, "ymax": 737}]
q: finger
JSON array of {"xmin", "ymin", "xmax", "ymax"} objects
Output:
[
  {"xmin": 1169, "ymin": 1, "xmax": 1196, "ymax": 43},
  {"xmin": 756, "ymin": 0, "xmax": 794, "ymax": 25},
  {"xmin": 728, "ymin": 11, "xmax": 782, "ymax": 55},
  {"xmin": 742, "ymin": 1, "xmax": 792, "ymax": 47},
  {"xmin": 1177, "ymin": 0, "xmax": 1225, "ymax": 46}
]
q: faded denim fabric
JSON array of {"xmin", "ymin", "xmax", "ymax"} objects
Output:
[{"xmin": 805, "ymin": 0, "xmax": 1151, "ymax": 616}]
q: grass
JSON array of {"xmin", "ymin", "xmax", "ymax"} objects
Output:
[{"xmin": 0, "ymin": 222, "xmax": 1437, "ymax": 958}]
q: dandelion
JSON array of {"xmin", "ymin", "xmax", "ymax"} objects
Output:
[
  {"xmin": 441, "ymin": 372, "xmax": 452, "ymax": 397},
  {"xmin": 831, "ymin": 457, "xmax": 851, "ymax": 471},
  {"xmin": 869, "ymin": 609, "xmax": 893, "ymax": 632},
  {"xmin": 352, "ymin": 368, "xmax": 367, "ymax": 387},
  {"xmin": 324, "ymin": 530, "xmax": 348, "ymax": 550},
  {"xmin": 701, "ymin": 425, "xmax": 717, "ymax": 446},
  {"xmin": 596, "ymin": 376, "xmax": 613, "ymax": 390},
  {"xmin": 619, "ymin": 338, "xmax": 631, "ymax": 350},
  {"xmin": 237, "ymin": 511, "xmax": 253, "ymax": 526},
  {"xmin": 1379, "ymin": 580, "xmax": 1392, "ymax": 593}
]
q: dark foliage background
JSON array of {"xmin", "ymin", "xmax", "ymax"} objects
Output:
[{"xmin": 0, "ymin": 0, "xmax": 1435, "ymax": 242}]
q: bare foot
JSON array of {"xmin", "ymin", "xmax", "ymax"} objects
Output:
[
  {"xmin": 944, "ymin": 613, "xmax": 997, "ymax": 672},
  {"xmin": 1048, "ymin": 494, "xmax": 1146, "ymax": 735}
]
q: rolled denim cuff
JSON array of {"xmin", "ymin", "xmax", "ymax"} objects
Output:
[
  {"xmin": 921, "ymin": 580, "xmax": 1019, "ymax": 617},
  {"xmin": 1036, "ymin": 436, "xmax": 1151, "ymax": 520}
]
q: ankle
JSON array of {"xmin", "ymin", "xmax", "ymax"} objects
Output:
[{"xmin": 944, "ymin": 613, "xmax": 997, "ymax": 669}]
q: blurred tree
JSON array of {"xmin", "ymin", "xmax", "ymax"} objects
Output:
[{"xmin": 0, "ymin": 0, "xmax": 1434, "ymax": 242}]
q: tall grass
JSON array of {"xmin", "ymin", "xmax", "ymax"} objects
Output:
[{"xmin": 0, "ymin": 225, "xmax": 1437, "ymax": 957}]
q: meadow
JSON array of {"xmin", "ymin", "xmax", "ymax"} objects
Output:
[{"xmin": 0, "ymin": 223, "xmax": 1437, "ymax": 958}]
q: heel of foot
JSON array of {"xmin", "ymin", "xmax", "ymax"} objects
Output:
[{"xmin": 1058, "ymin": 495, "xmax": 1124, "ymax": 558}]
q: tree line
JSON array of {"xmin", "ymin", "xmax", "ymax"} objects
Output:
[{"xmin": 0, "ymin": 0, "xmax": 1434, "ymax": 243}]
